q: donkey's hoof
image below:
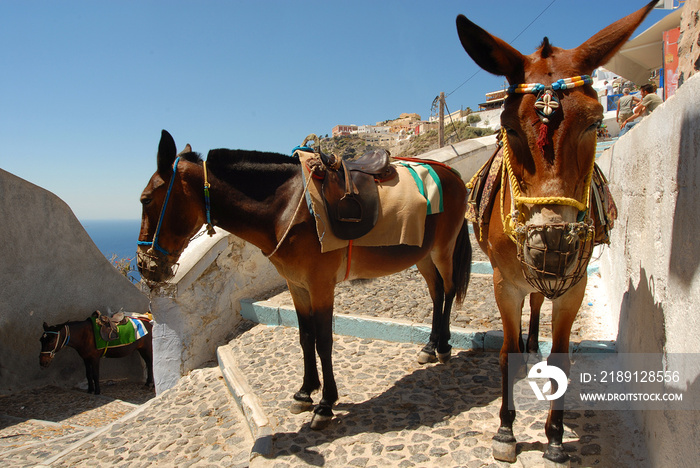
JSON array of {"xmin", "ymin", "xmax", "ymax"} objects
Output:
[
  {"xmin": 492, "ymin": 430, "xmax": 517, "ymax": 464},
  {"xmin": 492, "ymin": 438, "xmax": 517, "ymax": 463},
  {"xmin": 309, "ymin": 412, "xmax": 333, "ymax": 430},
  {"xmin": 437, "ymin": 350, "xmax": 452, "ymax": 363},
  {"xmin": 417, "ymin": 350, "xmax": 437, "ymax": 364},
  {"xmin": 290, "ymin": 400, "xmax": 313, "ymax": 414},
  {"xmin": 543, "ymin": 444, "xmax": 570, "ymax": 467}
]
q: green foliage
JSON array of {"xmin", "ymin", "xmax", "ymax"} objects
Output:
[
  {"xmin": 445, "ymin": 120, "xmax": 493, "ymax": 142},
  {"xmin": 466, "ymin": 114, "xmax": 481, "ymax": 124},
  {"xmin": 322, "ymin": 135, "xmax": 369, "ymax": 158},
  {"xmin": 399, "ymin": 121, "xmax": 495, "ymax": 157}
]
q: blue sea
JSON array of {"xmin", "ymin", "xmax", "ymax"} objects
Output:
[{"xmin": 81, "ymin": 219, "xmax": 142, "ymax": 282}]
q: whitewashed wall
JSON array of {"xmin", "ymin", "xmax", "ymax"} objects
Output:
[
  {"xmin": 597, "ymin": 73, "xmax": 700, "ymax": 466},
  {"xmin": 148, "ymin": 230, "xmax": 285, "ymax": 393}
]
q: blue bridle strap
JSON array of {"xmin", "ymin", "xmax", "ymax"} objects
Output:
[
  {"xmin": 138, "ymin": 156, "xmax": 181, "ymax": 256},
  {"xmin": 40, "ymin": 325, "xmax": 70, "ymax": 356}
]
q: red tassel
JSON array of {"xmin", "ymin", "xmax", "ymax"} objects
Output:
[{"xmin": 536, "ymin": 123, "xmax": 548, "ymax": 152}]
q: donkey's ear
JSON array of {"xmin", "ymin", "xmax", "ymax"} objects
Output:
[
  {"xmin": 43, "ymin": 322, "xmax": 49, "ymax": 330},
  {"xmin": 456, "ymin": 14, "xmax": 526, "ymax": 84},
  {"xmin": 177, "ymin": 144, "xmax": 193, "ymax": 157},
  {"xmin": 573, "ymin": 0, "xmax": 657, "ymax": 73},
  {"xmin": 157, "ymin": 130, "xmax": 178, "ymax": 177}
]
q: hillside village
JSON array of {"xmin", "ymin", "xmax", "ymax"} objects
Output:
[
  {"xmin": 324, "ymin": 107, "xmax": 501, "ymax": 158},
  {"xmin": 324, "ymin": 60, "xmax": 672, "ymax": 159}
]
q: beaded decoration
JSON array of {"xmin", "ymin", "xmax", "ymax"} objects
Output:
[
  {"xmin": 506, "ymin": 75, "xmax": 593, "ymax": 95},
  {"xmin": 507, "ymin": 75, "xmax": 593, "ymax": 123},
  {"xmin": 506, "ymin": 75, "xmax": 593, "ymax": 149}
]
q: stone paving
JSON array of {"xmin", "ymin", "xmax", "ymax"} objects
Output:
[
  {"xmin": 219, "ymin": 323, "xmax": 649, "ymax": 468},
  {"xmin": 0, "ymin": 368, "xmax": 252, "ymax": 467},
  {"xmin": 0, "ymin": 232, "xmax": 647, "ymax": 467}
]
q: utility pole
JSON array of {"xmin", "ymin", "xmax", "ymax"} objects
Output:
[{"xmin": 438, "ymin": 92, "xmax": 445, "ymax": 148}]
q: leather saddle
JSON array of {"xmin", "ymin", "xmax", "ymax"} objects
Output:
[
  {"xmin": 92, "ymin": 310, "xmax": 128, "ymax": 342},
  {"xmin": 315, "ymin": 148, "xmax": 396, "ymax": 240}
]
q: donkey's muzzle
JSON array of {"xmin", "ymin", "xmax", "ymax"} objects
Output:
[
  {"xmin": 137, "ymin": 248, "xmax": 179, "ymax": 285},
  {"xmin": 517, "ymin": 221, "xmax": 594, "ymax": 299}
]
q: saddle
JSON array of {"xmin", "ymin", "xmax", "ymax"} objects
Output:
[
  {"xmin": 311, "ymin": 148, "xmax": 397, "ymax": 240},
  {"xmin": 92, "ymin": 310, "xmax": 128, "ymax": 342}
]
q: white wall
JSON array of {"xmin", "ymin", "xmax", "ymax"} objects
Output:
[
  {"xmin": 417, "ymin": 134, "xmax": 498, "ymax": 181},
  {"xmin": 0, "ymin": 170, "xmax": 149, "ymax": 394},
  {"xmin": 148, "ymin": 230, "xmax": 285, "ymax": 393},
  {"xmin": 597, "ymin": 73, "xmax": 700, "ymax": 466}
]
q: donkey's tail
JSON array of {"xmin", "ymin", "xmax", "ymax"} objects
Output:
[{"xmin": 453, "ymin": 219, "xmax": 472, "ymax": 305}]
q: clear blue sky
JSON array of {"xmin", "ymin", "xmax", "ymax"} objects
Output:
[{"xmin": 0, "ymin": 1, "xmax": 671, "ymax": 220}]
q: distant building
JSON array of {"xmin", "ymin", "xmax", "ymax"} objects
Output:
[
  {"xmin": 363, "ymin": 133, "xmax": 398, "ymax": 145},
  {"xmin": 478, "ymin": 89, "xmax": 507, "ymax": 111},
  {"xmin": 332, "ymin": 125, "xmax": 358, "ymax": 137},
  {"xmin": 357, "ymin": 125, "xmax": 391, "ymax": 134},
  {"xmin": 417, "ymin": 121, "xmax": 438, "ymax": 135},
  {"xmin": 333, "ymin": 113, "xmax": 425, "ymax": 140}
]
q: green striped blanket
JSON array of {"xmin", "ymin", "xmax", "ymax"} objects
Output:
[
  {"xmin": 90, "ymin": 316, "xmax": 148, "ymax": 350},
  {"xmin": 399, "ymin": 161, "xmax": 444, "ymax": 215}
]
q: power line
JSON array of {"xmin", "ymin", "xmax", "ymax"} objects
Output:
[
  {"xmin": 446, "ymin": 0, "xmax": 559, "ymax": 98},
  {"xmin": 446, "ymin": 70, "xmax": 482, "ymax": 98},
  {"xmin": 509, "ymin": 0, "xmax": 558, "ymax": 44}
]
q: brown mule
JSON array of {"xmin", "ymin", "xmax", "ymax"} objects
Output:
[
  {"xmin": 40, "ymin": 318, "xmax": 154, "ymax": 395},
  {"xmin": 137, "ymin": 131, "xmax": 472, "ymax": 429},
  {"xmin": 456, "ymin": 1, "xmax": 657, "ymax": 465}
]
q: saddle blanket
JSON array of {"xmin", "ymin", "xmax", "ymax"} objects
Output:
[
  {"xmin": 298, "ymin": 152, "xmax": 433, "ymax": 253},
  {"xmin": 91, "ymin": 316, "xmax": 148, "ymax": 350},
  {"xmin": 397, "ymin": 161, "xmax": 444, "ymax": 215}
]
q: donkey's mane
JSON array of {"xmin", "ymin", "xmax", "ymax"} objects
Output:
[
  {"xmin": 206, "ymin": 148, "xmax": 299, "ymax": 172},
  {"xmin": 205, "ymin": 148, "xmax": 300, "ymax": 200},
  {"xmin": 180, "ymin": 151, "xmax": 204, "ymax": 163}
]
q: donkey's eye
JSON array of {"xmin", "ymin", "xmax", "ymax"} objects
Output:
[
  {"xmin": 587, "ymin": 121, "xmax": 602, "ymax": 132},
  {"xmin": 141, "ymin": 197, "xmax": 152, "ymax": 206}
]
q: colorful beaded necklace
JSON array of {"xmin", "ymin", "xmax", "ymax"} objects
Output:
[{"xmin": 506, "ymin": 75, "xmax": 593, "ymax": 149}]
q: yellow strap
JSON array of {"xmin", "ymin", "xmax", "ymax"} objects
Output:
[
  {"xmin": 499, "ymin": 128, "xmax": 596, "ymax": 241},
  {"xmin": 203, "ymin": 160, "xmax": 210, "ymax": 189}
]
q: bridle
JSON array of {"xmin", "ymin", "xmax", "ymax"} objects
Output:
[
  {"xmin": 40, "ymin": 325, "xmax": 70, "ymax": 358},
  {"xmin": 138, "ymin": 156, "xmax": 182, "ymax": 256},
  {"xmin": 500, "ymin": 74, "xmax": 597, "ymax": 299},
  {"xmin": 499, "ymin": 127, "xmax": 596, "ymax": 244},
  {"xmin": 137, "ymin": 156, "xmax": 216, "ymax": 279}
]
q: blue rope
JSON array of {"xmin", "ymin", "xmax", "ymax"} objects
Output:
[
  {"xmin": 138, "ymin": 157, "xmax": 180, "ymax": 256},
  {"xmin": 291, "ymin": 145, "xmax": 314, "ymax": 157},
  {"xmin": 204, "ymin": 185, "xmax": 213, "ymax": 226}
]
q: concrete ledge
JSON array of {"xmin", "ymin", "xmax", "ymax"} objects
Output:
[
  {"xmin": 240, "ymin": 298, "xmax": 615, "ymax": 355},
  {"xmin": 216, "ymin": 346, "xmax": 274, "ymax": 462}
]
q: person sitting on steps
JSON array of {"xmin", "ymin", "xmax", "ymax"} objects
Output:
[
  {"xmin": 616, "ymin": 88, "xmax": 640, "ymax": 129},
  {"xmin": 618, "ymin": 84, "xmax": 663, "ymax": 137}
]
